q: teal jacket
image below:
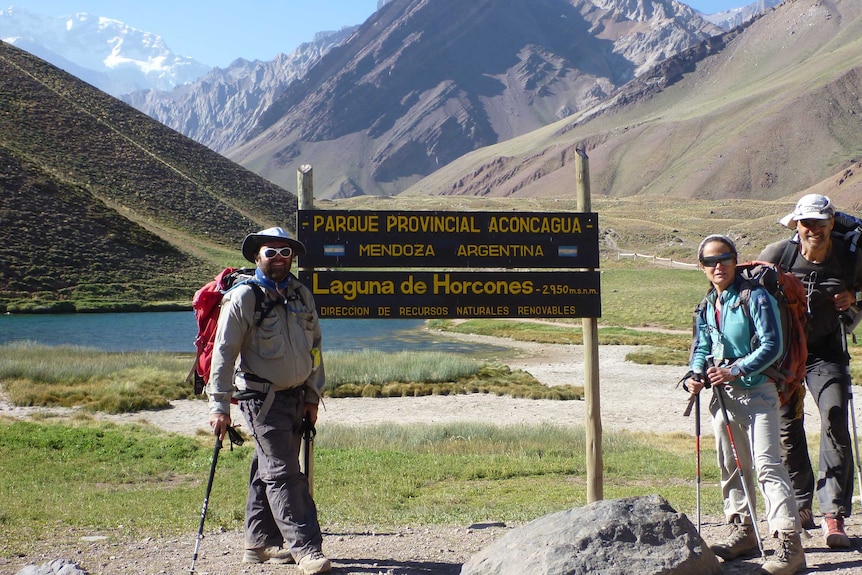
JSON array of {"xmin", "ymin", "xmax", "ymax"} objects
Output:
[{"xmin": 690, "ymin": 277, "xmax": 784, "ymax": 388}]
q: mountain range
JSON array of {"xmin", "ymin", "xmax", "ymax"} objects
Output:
[
  {"xmin": 122, "ymin": 27, "xmax": 358, "ymax": 154},
  {"xmin": 136, "ymin": 0, "xmax": 727, "ymax": 198},
  {"xmin": 403, "ymin": 0, "xmax": 862, "ymax": 205},
  {"xmin": 2, "ymin": 0, "xmax": 862, "ymax": 312},
  {"xmin": 4, "ymin": 0, "xmax": 779, "ymax": 200}
]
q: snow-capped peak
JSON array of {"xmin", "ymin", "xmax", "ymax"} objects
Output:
[{"xmin": 0, "ymin": 6, "xmax": 210, "ymax": 96}]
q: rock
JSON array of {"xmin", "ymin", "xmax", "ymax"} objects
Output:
[
  {"xmin": 16, "ymin": 559, "xmax": 88, "ymax": 575},
  {"xmin": 461, "ymin": 494, "xmax": 720, "ymax": 575}
]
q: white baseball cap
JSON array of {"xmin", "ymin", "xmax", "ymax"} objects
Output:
[{"xmin": 779, "ymin": 194, "xmax": 835, "ymax": 228}]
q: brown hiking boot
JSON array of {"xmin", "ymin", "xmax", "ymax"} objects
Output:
[
  {"xmin": 760, "ymin": 531, "xmax": 806, "ymax": 575},
  {"xmin": 822, "ymin": 513, "xmax": 851, "ymax": 548},
  {"xmin": 797, "ymin": 507, "xmax": 816, "ymax": 530},
  {"xmin": 242, "ymin": 546, "xmax": 294, "ymax": 564},
  {"xmin": 297, "ymin": 550, "xmax": 332, "ymax": 574},
  {"xmin": 710, "ymin": 519, "xmax": 758, "ymax": 560}
]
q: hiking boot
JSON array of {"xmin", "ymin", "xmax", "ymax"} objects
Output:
[
  {"xmin": 242, "ymin": 546, "xmax": 294, "ymax": 564},
  {"xmin": 822, "ymin": 513, "xmax": 851, "ymax": 548},
  {"xmin": 760, "ymin": 531, "xmax": 806, "ymax": 575},
  {"xmin": 797, "ymin": 507, "xmax": 816, "ymax": 530},
  {"xmin": 297, "ymin": 550, "xmax": 332, "ymax": 574},
  {"xmin": 710, "ymin": 519, "xmax": 759, "ymax": 560}
]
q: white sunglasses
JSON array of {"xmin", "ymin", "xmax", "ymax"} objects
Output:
[{"xmin": 260, "ymin": 246, "xmax": 294, "ymax": 258}]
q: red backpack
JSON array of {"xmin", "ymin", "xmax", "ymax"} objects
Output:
[
  {"xmin": 186, "ymin": 268, "xmax": 270, "ymax": 394},
  {"xmin": 694, "ymin": 260, "xmax": 808, "ymax": 405}
]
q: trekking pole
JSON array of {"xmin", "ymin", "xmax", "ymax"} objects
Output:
[
  {"xmin": 300, "ymin": 416, "xmax": 316, "ymax": 497},
  {"xmin": 694, "ymin": 391, "xmax": 702, "ymax": 534},
  {"xmin": 190, "ymin": 434, "xmax": 222, "ymax": 574},
  {"xmin": 709, "ymin": 356, "xmax": 766, "ymax": 559},
  {"xmin": 188, "ymin": 426, "xmax": 241, "ymax": 574},
  {"xmin": 682, "ymin": 375, "xmax": 703, "ymax": 534},
  {"xmin": 839, "ymin": 320, "xmax": 862, "ymax": 502}
]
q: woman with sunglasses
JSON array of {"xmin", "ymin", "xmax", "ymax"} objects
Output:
[
  {"xmin": 758, "ymin": 194, "xmax": 862, "ymax": 548},
  {"xmin": 687, "ymin": 235, "xmax": 804, "ymax": 575}
]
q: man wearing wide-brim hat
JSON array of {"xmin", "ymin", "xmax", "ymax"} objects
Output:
[
  {"xmin": 206, "ymin": 226, "xmax": 331, "ymax": 574},
  {"xmin": 760, "ymin": 194, "xmax": 862, "ymax": 550}
]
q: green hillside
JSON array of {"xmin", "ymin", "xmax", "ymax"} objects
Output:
[{"xmin": 0, "ymin": 40, "xmax": 298, "ymax": 312}]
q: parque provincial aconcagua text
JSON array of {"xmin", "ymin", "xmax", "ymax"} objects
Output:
[{"xmin": 310, "ymin": 213, "xmax": 589, "ymax": 234}]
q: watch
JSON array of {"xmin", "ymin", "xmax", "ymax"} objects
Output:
[{"xmin": 729, "ymin": 365, "xmax": 743, "ymax": 378}]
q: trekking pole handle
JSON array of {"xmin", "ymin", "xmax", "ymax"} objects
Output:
[
  {"xmin": 302, "ymin": 416, "xmax": 317, "ymax": 441},
  {"xmin": 226, "ymin": 425, "xmax": 244, "ymax": 449},
  {"xmin": 683, "ymin": 394, "xmax": 696, "ymax": 417},
  {"xmin": 682, "ymin": 371, "xmax": 708, "ymax": 417}
]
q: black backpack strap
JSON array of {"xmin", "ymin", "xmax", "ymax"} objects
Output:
[
  {"xmin": 249, "ymin": 283, "xmax": 278, "ymax": 327},
  {"xmin": 835, "ymin": 232, "xmax": 860, "ymax": 290},
  {"xmin": 735, "ymin": 280, "xmax": 760, "ymax": 349},
  {"xmin": 778, "ymin": 236, "xmax": 799, "ymax": 272}
]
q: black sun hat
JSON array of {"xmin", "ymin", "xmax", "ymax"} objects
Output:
[{"xmin": 241, "ymin": 227, "xmax": 306, "ymax": 262}]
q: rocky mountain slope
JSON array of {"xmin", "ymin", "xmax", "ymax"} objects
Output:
[
  {"xmin": 222, "ymin": 0, "xmax": 720, "ymax": 199},
  {"xmin": 122, "ymin": 28, "xmax": 357, "ymax": 153},
  {"xmin": 401, "ymin": 0, "xmax": 862, "ymax": 206}
]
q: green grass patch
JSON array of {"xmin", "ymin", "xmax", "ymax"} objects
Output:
[
  {"xmin": 326, "ymin": 349, "xmax": 479, "ymax": 387},
  {"xmin": 599, "ymin": 267, "xmax": 707, "ymax": 331},
  {"xmin": 625, "ymin": 349, "xmax": 691, "ymax": 366},
  {"xmin": 326, "ymin": 350, "xmax": 582, "ymax": 399},
  {"xmin": 0, "ymin": 419, "xmax": 251, "ymax": 555},
  {"xmin": 0, "ymin": 342, "xmax": 196, "ymax": 413},
  {"xmin": 0, "ymin": 419, "xmax": 724, "ymax": 555},
  {"xmin": 0, "ymin": 344, "xmax": 583, "ymax": 411}
]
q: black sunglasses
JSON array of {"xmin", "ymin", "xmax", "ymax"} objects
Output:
[
  {"xmin": 798, "ymin": 218, "xmax": 831, "ymax": 228},
  {"xmin": 700, "ymin": 253, "xmax": 735, "ymax": 267}
]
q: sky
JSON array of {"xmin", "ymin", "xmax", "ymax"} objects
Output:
[{"xmin": 17, "ymin": 0, "xmax": 747, "ymax": 68}]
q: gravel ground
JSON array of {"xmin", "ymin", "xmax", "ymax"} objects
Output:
[{"xmin": 4, "ymin": 333, "xmax": 862, "ymax": 574}]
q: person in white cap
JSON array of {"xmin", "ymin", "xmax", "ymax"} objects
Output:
[
  {"xmin": 206, "ymin": 226, "xmax": 331, "ymax": 574},
  {"xmin": 759, "ymin": 194, "xmax": 862, "ymax": 549}
]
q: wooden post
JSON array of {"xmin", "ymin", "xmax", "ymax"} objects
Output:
[
  {"xmin": 576, "ymin": 147, "xmax": 603, "ymax": 503},
  {"xmin": 297, "ymin": 164, "xmax": 314, "ymax": 210},
  {"xmin": 296, "ymin": 164, "xmax": 314, "ymax": 495}
]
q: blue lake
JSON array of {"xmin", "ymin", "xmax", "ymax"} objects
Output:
[{"xmin": 0, "ymin": 312, "xmax": 506, "ymax": 356}]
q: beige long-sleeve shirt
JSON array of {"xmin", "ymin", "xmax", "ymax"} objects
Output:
[{"xmin": 206, "ymin": 276, "xmax": 324, "ymax": 415}]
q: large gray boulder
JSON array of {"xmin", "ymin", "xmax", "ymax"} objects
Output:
[
  {"xmin": 461, "ymin": 495, "xmax": 721, "ymax": 575},
  {"xmin": 16, "ymin": 559, "xmax": 88, "ymax": 575}
]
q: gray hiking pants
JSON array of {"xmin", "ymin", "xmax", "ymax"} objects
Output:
[
  {"xmin": 239, "ymin": 388, "xmax": 322, "ymax": 557},
  {"xmin": 810, "ymin": 355, "xmax": 855, "ymax": 516},
  {"xmin": 710, "ymin": 382, "xmax": 799, "ymax": 534}
]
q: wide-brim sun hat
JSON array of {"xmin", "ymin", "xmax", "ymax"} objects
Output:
[
  {"xmin": 779, "ymin": 193, "xmax": 835, "ymax": 228},
  {"xmin": 241, "ymin": 226, "xmax": 306, "ymax": 262}
]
